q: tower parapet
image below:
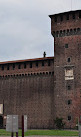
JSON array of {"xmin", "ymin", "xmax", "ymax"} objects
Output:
[{"xmin": 49, "ymin": 10, "xmax": 81, "ymax": 38}]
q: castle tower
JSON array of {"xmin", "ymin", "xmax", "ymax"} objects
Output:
[{"xmin": 49, "ymin": 10, "xmax": 81, "ymax": 128}]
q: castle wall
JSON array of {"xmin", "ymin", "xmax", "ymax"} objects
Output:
[{"xmin": 0, "ymin": 58, "xmax": 54, "ymax": 129}]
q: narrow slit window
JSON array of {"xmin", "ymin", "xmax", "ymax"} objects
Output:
[
  {"xmin": 68, "ymin": 116, "xmax": 71, "ymax": 121},
  {"xmin": 55, "ymin": 16, "xmax": 57, "ymax": 22},
  {"xmin": 13, "ymin": 64, "xmax": 15, "ymax": 70},
  {"xmin": 36, "ymin": 62, "xmax": 38, "ymax": 67},
  {"xmin": 2, "ymin": 65, "xmax": 4, "ymax": 70},
  {"xmin": 79, "ymin": 12, "xmax": 81, "ymax": 18},
  {"xmin": 60, "ymin": 15, "xmax": 63, "ymax": 21},
  {"xmin": 68, "ymin": 85, "xmax": 71, "ymax": 90},
  {"xmin": 66, "ymin": 14, "xmax": 69, "ymax": 20},
  {"xmin": 48, "ymin": 60, "xmax": 50, "ymax": 66},
  {"xmin": 30, "ymin": 62, "xmax": 32, "ymax": 68},
  {"xmin": 67, "ymin": 58, "xmax": 70, "ymax": 62},
  {"xmin": 42, "ymin": 61, "xmax": 44, "ymax": 66},
  {"xmin": 68, "ymin": 100, "xmax": 72, "ymax": 105},
  {"xmin": 65, "ymin": 44, "xmax": 68, "ymax": 48},
  {"xmin": 73, "ymin": 14, "xmax": 75, "ymax": 19},
  {"xmin": 18, "ymin": 64, "xmax": 21, "ymax": 69},
  {"xmin": 24, "ymin": 63, "xmax": 26, "ymax": 69},
  {"xmin": 7, "ymin": 65, "xmax": 9, "ymax": 70}
]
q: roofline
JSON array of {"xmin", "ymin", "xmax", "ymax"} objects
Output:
[
  {"xmin": 0, "ymin": 56, "xmax": 54, "ymax": 65},
  {"xmin": 49, "ymin": 9, "xmax": 81, "ymax": 18}
]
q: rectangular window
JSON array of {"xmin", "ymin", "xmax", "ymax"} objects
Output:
[
  {"xmin": 30, "ymin": 62, "xmax": 32, "ymax": 68},
  {"xmin": 65, "ymin": 68, "xmax": 74, "ymax": 80},
  {"xmin": 67, "ymin": 58, "xmax": 70, "ymax": 62},
  {"xmin": 65, "ymin": 44, "xmax": 68, "ymax": 48},
  {"xmin": 18, "ymin": 64, "xmax": 21, "ymax": 69},
  {"xmin": 55, "ymin": 16, "xmax": 57, "ymax": 22},
  {"xmin": 68, "ymin": 116, "xmax": 71, "ymax": 121},
  {"xmin": 7, "ymin": 65, "xmax": 9, "ymax": 70},
  {"xmin": 48, "ymin": 60, "xmax": 50, "ymax": 66},
  {"xmin": 68, "ymin": 85, "xmax": 71, "ymax": 90},
  {"xmin": 68, "ymin": 100, "xmax": 72, "ymax": 105},
  {"xmin": 13, "ymin": 64, "xmax": 15, "ymax": 70},
  {"xmin": 60, "ymin": 15, "xmax": 63, "ymax": 21},
  {"xmin": 42, "ymin": 61, "xmax": 44, "ymax": 66},
  {"xmin": 24, "ymin": 63, "xmax": 26, "ymax": 69},
  {"xmin": 79, "ymin": 12, "xmax": 81, "ymax": 18},
  {"xmin": 36, "ymin": 62, "xmax": 38, "ymax": 67},
  {"xmin": 2, "ymin": 65, "xmax": 4, "ymax": 70},
  {"xmin": 66, "ymin": 14, "xmax": 69, "ymax": 20},
  {"xmin": 73, "ymin": 13, "xmax": 75, "ymax": 19}
]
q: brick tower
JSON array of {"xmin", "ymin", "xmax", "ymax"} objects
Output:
[{"xmin": 49, "ymin": 10, "xmax": 81, "ymax": 128}]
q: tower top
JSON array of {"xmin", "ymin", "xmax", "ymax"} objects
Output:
[
  {"xmin": 49, "ymin": 9, "xmax": 81, "ymax": 38},
  {"xmin": 49, "ymin": 9, "xmax": 81, "ymax": 18}
]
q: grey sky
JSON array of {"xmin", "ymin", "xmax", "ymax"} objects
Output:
[{"xmin": 0, "ymin": 0, "xmax": 81, "ymax": 61}]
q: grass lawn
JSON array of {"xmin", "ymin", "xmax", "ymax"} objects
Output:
[{"xmin": 0, "ymin": 129, "xmax": 78, "ymax": 136}]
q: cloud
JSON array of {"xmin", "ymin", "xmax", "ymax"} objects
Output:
[{"xmin": 0, "ymin": 0, "xmax": 80, "ymax": 61}]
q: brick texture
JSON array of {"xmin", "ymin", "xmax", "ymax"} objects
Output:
[{"xmin": 50, "ymin": 10, "xmax": 81, "ymax": 128}]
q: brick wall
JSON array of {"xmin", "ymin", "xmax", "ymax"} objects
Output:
[
  {"xmin": 50, "ymin": 10, "xmax": 81, "ymax": 128},
  {"xmin": 0, "ymin": 57, "xmax": 54, "ymax": 129}
]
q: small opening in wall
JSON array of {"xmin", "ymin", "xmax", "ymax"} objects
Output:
[
  {"xmin": 72, "ymin": 13, "xmax": 75, "ymax": 19},
  {"xmin": 2, "ymin": 65, "xmax": 4, "ymax": 71},
  {"xmin": 79, "ymin": 11, "xmax": 81, "ymax": 18},
  {"xmin": 74, "ymin": 28, "xmax": 76, "ymax": 32},
  {"xmin": 68, "ymin": 116, "xmax": 71, "ymax": 121},
  {"xmin": 55, "ymin": 16, "xmax": 57, "ymax": 22},
  {"xmin": 68, "ymin": 85, "xmax": 71, "ymax": 90},
  {"xmin": 65, "ymin": 44, "xmax": 68, "ymax": 48},
  {"xmin": 48, "ymin": 60, "xmax": 50, "ymax": 66},
  {"xmin": 18, "ymin": 64, "xmax": 21, "ymax": 69},
  {"xmin": 24, "ymin": 63, "xmax": 26, "ymax": 69},
  {"xmin": 60, "ymin": 15, "xmax": 63, "ymax": 21},
  {"xmin": 42, "ymin": 61, "xmax": 44, "ymax": 66},
  {"xmin": 67, "ymin": 58, "xmax": 70, "ymax": 62},
  {"xmin": 68, "ymin": 100, "xmax": 72, "ymax": 105},
  {"xmin": 13, "ymin": 64, "xmax": 15, "ymax": 70},
  {"xmin": 36, "ymin": 62, "xmax": 38, "ymax": 67},
  {"xmin": 66, "ymin": 14, "xmax": 69, "ymax": 20},
  {"xmin": 30, "ymin": 62, "xmax": 32, "ymax": 68},
  {"xmin": 7, "ymin": 65, "xmax": 9, "ymax": 70}
]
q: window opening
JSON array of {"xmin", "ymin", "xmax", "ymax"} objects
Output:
[
  {"xmin": 13, "ymin": 64, "xmax": 15, "ymax": 70},
  {"xmin": 68, "ymin": 116, "xmax": 71, "ymax": 121},
  {"xmin": 42, "ymin": 61, "xmax": 44, "ymax": 66},
  {"xmin": 68, "ymin": 85, "xmax": 71, "ymax": 90},
  {"xmin": 65, "ymin": 44, "xmax": 68, "ymax": 48},
  {"xmin": 55, "ymin": 16, "xmax": 57, "ymax": 22},
  {"xmin": 24, "ymin": 63, "xmax": 26, "ymax": 69},
  {"xmin": 66, "ymin": 14, "xmax": 69, "ymax": 20},
  {"xmin": 18, "ymin": 64, "xmax": 21, "ymax": 69},
  {"xmin": 48, "ymin": 60, "xmax": 50, "ymax": 66},
  {"xmin": 68, "ymin": 58, "xmax": 70, "ymax": 62},
  {"xmin": 2, "ymin": 65, "xmax": 4, "ymax": 71},
  {"xmin": 79, "ymin": 12, "xmax": 81, "ymax": 18},
  {"xmin": 73, "ymin": 14, "xmax": 75, "ymax": 19},
  {"xmin": 7, "ymin": 65, "xmax": 9, "ymax": 70},
  {"xmin": 60, "ymin": 15, "xmax": 63, "ymax": 21},
  {"xmin": 30, "ymin": 62, "xmax": 32, "ymax": 68},
  {"xmin": 36, "ymin": 62, "xmax": 38, "ymax": 67},
  {"xmin": 68, "ymin": 100, "xmax": 72, "ymax": 105}
]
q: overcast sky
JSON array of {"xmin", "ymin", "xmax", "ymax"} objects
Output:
[{"xmin": 0, "ymin": 0, "xmax": 81, "ymax": 61}]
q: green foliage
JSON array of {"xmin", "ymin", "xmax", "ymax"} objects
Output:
[{"xmin": 54, "ymin": 117, "xmax": 65, "ymax": 129}]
